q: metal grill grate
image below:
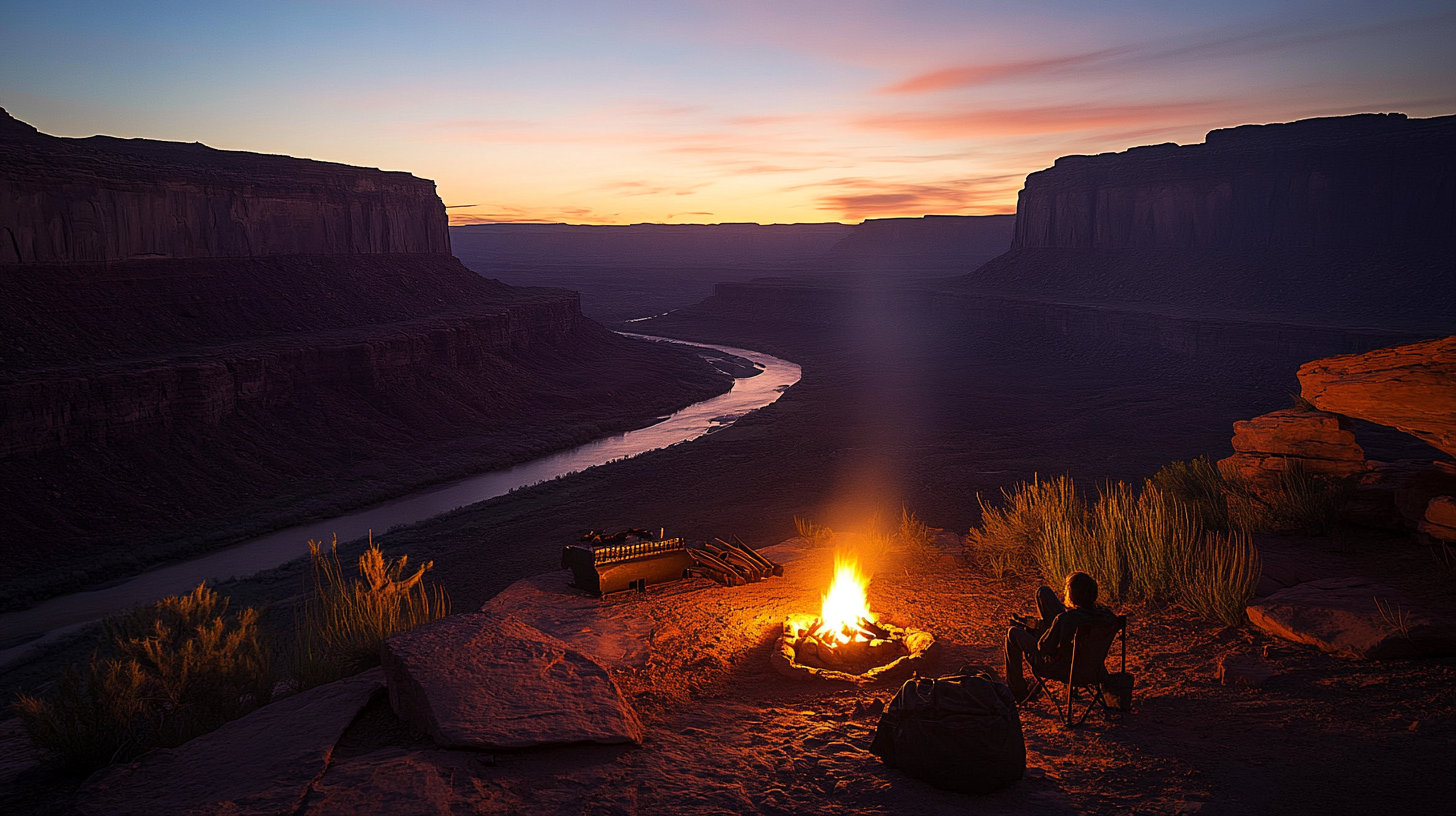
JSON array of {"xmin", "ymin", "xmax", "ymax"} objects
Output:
[{"xmin": 592, "ymin": 537, "xmax": 686, "ymax": 564}]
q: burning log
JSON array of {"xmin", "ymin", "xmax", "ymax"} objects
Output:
[{"xmin": 771, "ymin": 554, "xmax": 937, "ymax": 683}]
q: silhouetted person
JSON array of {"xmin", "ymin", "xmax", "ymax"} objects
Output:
[{"xmin": 1004, "ymin": 572, "xmax": 1115, "ymax": 702}]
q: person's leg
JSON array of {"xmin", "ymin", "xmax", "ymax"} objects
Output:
[
  {"xmin": 1004, "ymin": 627, "xmax": 1039, "ymax": 698},
  {"xmin": 1036, "ymin": 585, "xmax": 1065, "ymax": 629}
]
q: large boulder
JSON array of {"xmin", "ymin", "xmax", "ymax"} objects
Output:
[
  {"xmin": 77, "ymin": 668, "xmax": 385, "ymax": 816},
  {"xmin": 1217, "ymin": 408, "xmax": 1366, "ymax": 491},
  {"xmin": 480, "ymin": 571, "xmax": 653, "ymax": 669},
  {"xmin": 1247, "ymin": 578, "xmax": 1456, "ymax": 659},
  {"xmin": 1299, "ymin": 336, "xmax": 1456, "ymax": 460},
  {"xmin": 381, "ymin": 613, "xmax": 644, "ymax": 750}
]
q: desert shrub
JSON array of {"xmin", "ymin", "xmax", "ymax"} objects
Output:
[
  {"xmin": 894, "ymin": 506, "xmax": 939, "ymax": 564},
  {"xmin": 793, "ymin": 516, "xmax": 836, "ymax": 549},
  {"xmin": 290, "ymin": 535, "xmax": 449, "ymax": 690},
  {"xmin": 969, "ymin": 474, "xmax": 1264, "ymax": 626},
  {"xmin": 1150, "ymin": 457, "xmax": 1236, "ymax": 532},
  {"xmin": 1031, "ymin": 481, "xmax": 1199, "ymax": 605},
  {"xmin": 966, "ymin": 474, "xmax": 1083, "ymax": 578},
  {"xmin": 14, "ymin": 583, "xmax": 273, "ymax": 776},
  {"xmin": 1228, "ymin": 467, "xmax": 1355, "ymax": 534},
  {"xmin": 1180, "ymin": 531, "xmax": 1262, "ymax": 627}
]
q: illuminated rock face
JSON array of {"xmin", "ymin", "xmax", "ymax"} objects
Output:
[
  {"xmin": 1217, "ymin": 408, "xmax": 1367, "ymax": 490},
  {"xmin": 0, "ymin": 107, "xmax": 450, "ymax": 263},
  {"xmin": 1299, "ymin": 336, "xmax": 1456, "ymax": 460}
]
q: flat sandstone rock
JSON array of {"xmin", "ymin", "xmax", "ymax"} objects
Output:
[
  {"xmin": 77, "ymin": 667, "xmax": 385, "ymax": 816},
  {"xmin": 481, "ymin": 571, "xmax": 653, "ymax": 669},
  {"xmin": 381, "ymin": 613, "xmax": 644, "ymax": 750},
  {"xmin": 1247, "ymin": 577, "xmax": 1456, "ymax": 659}
]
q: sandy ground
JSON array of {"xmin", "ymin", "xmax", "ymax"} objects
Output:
[
  {"xmin": 302, "ymin": 530, "xmax": 1456, "ymax": 815},
  {"xmin": 3, "ymin": 528, "xmax": 1454, "ymax": 815}
]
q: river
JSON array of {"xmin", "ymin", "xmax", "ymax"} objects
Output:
[{"xmin": 0, "ymin": 336, "xmax": 800, "ymax": 662}]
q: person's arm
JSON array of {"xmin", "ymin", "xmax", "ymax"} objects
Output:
[{"xmin": 1036, "ymin": 614, "xmax": 1063, "ymax": 656}]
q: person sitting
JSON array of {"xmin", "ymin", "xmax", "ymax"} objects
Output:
[{"xmin": 1004, "ymin": 571, "xmax": 1116, "ymax": 702}]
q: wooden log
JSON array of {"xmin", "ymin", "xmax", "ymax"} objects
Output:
[
  {"xmin": 689, "ymin": 549, "xmax": 745, "ymax": 586},
  {"xmin": 718, "ymin": 548, "xmax": 764, "ymax": 581},
  {"xmin": 722, "ymin": 536, "xmax": 772, "ymax": 571}
]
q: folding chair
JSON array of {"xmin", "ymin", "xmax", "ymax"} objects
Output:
[{"xmin": 1022, "ymin": 614, "xmax": 1127, "ymax": 727}]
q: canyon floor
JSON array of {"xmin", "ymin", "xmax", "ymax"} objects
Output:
[{"xmin": 3, "ymin": 530, "xmax": 1453, "ymax": 815}]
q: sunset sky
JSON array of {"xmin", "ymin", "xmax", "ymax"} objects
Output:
[{"xmin": 3, "ymin": 1, "xmax": 1453, "ymax": 225}]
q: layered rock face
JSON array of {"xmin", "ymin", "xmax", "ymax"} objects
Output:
[
  {"xmin": 1217, "ymin": 408, "xmax": 1367, "ymax": 490},
  {"xmin": 1012, "ymin": 113, "xmax": 1456, "ymax": 251},
  {"xmin": 0, "ymin": 112, "xmax": 729, "ymax": 609},
  {"xmin": 1298, "ymin": 336, "xmax": 1456, "ymax": 460},
  {"xmin": 0, "ymin": 107, "xmax": 449, "ymax": 263},
  {"xmin": 1298, "ymin": 336, "xmax": 1456, "ymax": 544},
  {"xmin": 962, "ymin": 113, "xmax": 1456, "ymax": 333}
]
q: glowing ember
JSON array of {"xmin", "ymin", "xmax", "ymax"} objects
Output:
[{"xmin": 813, "ymin": 554, "xmax": 875, "ymax": 646}]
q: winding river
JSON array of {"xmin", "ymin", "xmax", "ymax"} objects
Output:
[{"xmin": 0, "ymin": 335, "xmax": 800, "ymax": 661}]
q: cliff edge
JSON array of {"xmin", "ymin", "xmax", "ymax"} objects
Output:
[
  {"xmin": 960, "ymin": 113, "xmax": 1456, "ymax": 333},
  {"xmin": 0, "ymin": 106, "xmax": 450, "ymax": 263},
  {"xmin": 0, "ymin": 112, "xmax": 729, "ymax": 611}
]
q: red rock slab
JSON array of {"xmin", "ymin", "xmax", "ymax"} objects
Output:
[
  {"xmin": 381, "ymin": 613, "xmax": 644, "ymax": 751},
  {"xmin": 77, "ymin": 668, "xmax": 385, "ymax": 816},
  {"xmin": 1299, "ymin": 336, "xmax": 1456, "ymax": 459},
  {"xmin": 1230, "ymin": 408, "xmax": 1364, "ymax": 461},
  {"xmin": 1246, "ymin": 578, "xmax": 1456, "ymax": 660}
]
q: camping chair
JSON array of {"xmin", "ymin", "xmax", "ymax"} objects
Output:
[{"xmin": 1022, "ymin": 615, "xmax": 1128, "ymax": 728}]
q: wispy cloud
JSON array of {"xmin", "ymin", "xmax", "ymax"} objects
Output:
[
  {"xmin": 797, "ymin": 175, "xmax": 1022, "ymax": 220},
  {"xmin": 858, "ymin": 100, "xmax": 1235, "ymax": 140},
  {"xmin": 881, "ymin": 11, "xmax": 1456, "ymax": 95}
]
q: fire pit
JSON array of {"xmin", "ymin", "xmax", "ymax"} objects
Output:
[{"xmin": 772, "ymin": 554, "xmax": 936, "ymax": 683}]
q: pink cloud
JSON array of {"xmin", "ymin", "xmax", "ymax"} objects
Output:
[{"xmin": 858, "ymin": 100, "xmax": 1237, "ymax": 140}]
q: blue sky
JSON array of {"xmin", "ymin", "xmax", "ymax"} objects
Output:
[{"xmin": 3, "ymin": 1, "xmax": 1452, "ymax": 223}]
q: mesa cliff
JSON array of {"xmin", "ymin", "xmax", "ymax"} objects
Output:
[
  {"xmin": 0, "ymin": 108, "xmax": 449, "ymax": 263},
  {"xmin": 0, "ymin": 111, "xmax": 730, "ymax": 610},
  {"xmin": 961, "ymin": 113, "xmax": 1456, "ymax": 334}
]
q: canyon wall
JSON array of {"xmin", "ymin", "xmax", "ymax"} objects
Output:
[
  {"xmin": 963, "ymin": 113, "xmax": 1456, "ymax": 334},
  {"xmin": 1012, "ymin": 113, "xmax": 1456, "ymax": 251},
  {"xmin": 0, "ymin": 108, "xmax": 450, "ymax": 263},
  {"xmin": 0, "ymin": 298, "xmax": 580, "ymax": 458},
  {"xmin": 0, "ymin": 112, "xmax": 730, "ymax": 609}
]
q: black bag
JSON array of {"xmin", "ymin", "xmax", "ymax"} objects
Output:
[{"xmin": 869, "ymin": 672, "xmax": 1025, "ymax": 794}]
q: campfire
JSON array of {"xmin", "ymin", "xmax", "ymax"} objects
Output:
[{"xmin": 773, "ymin": 553, "xmax": 936, "ymax": 683}]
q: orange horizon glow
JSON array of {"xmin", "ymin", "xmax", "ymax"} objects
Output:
[{"xmin": 5, "ymin": 2, "xmax": 1452, "ymax": 227}]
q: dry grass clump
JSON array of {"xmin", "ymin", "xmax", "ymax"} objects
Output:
[
  {"xmin": 969, "ymin": 475, "xmax": 1262, "ymax": 627},
  {"xmin": 894, "ymin": 506, "xmax": 940, "ymax": 564},
  {"xmin": 965, "ymin": 475, "xmax": 1082, "ymax": 578},
  {"xmin": 1151, "ymin": 456, "xmax": 1354, "ymax": 534},
  {"xmin": 13, "ymin": 583, "xmax": 273, "ymax": 776},
  {"xmin": 290, "ymin": 534, "xmax": 449, "ymax": 690},
  {"xmin": 793, "ymin": 516, "xmax": 836, "ymax": 549}
]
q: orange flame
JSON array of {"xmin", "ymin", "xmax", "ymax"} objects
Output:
[{"xmin": 814, "ymin": 553, "xmax": 875, "ymax": 646}]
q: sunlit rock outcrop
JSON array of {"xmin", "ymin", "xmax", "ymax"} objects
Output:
[{"xmin": 1298, "ymin": 336, "xmax": 1456, "ymax": 460}]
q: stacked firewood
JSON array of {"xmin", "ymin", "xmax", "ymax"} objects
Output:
[{"xmin": 685, "ymin": 537, "xmax": 784, "ymax": 586}]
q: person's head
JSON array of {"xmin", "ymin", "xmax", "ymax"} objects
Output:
[{"xmin": 1064, "ymin": 572, "xmax": 1098, "ymax": 609}]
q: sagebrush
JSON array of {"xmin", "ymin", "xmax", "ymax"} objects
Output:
[{"xmin": 14, "ymin": 583, "xmax": 273, "ymax": 776}]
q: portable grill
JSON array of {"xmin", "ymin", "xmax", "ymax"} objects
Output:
[{"xmin": 561, "ymin": 532, "xmax": 694, "ymax": 595}]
